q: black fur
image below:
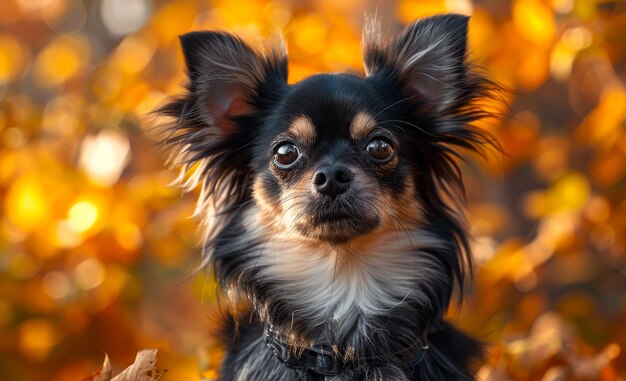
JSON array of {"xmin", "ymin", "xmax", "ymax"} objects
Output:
[{"xmin": 156, "ymin": 14, "xmax": 499, "ymax": 381}]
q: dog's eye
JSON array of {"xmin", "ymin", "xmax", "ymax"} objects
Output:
[
  {"xmin": 366, "ymin": 138, "xmax": 394, "ymax": 162},
  {"xmin": 273, "ymin": 143, "xmax": 300, "ymax": 168}
]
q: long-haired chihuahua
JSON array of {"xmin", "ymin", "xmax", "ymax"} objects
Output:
[{"xmin": 157, "ymin": 14, "xmax": 499, "ymax": 381}]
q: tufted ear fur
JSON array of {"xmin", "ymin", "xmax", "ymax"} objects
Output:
[
  {"xmin": 157, "ymin": 31, "xmax": 288, "ymax": 249},
  {"xmin": 179, "ymin": 31, "xmax": 288, "ymax": 133},
  {"xmin": 363, "ymin": 14, "xmax": 472, "ymax": 115}
]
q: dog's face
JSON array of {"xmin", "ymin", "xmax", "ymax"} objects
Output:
[
  {"xmin": 160, "ymin": 14, "xmax": 493, "ymax": 251},
  {"xmin": 252, "ymin": 74, "xmax": 421, "ymax": 243}
]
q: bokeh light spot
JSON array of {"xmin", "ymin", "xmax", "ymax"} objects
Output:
[
  {"xmin": 584, "ymin": 196, "xmax": 611, "ymax": 223},
  {"xmin": 114, "ymin": 222, "xmax": 143, "ymax": 252},
  {"xmin": 2, "ymin": 127, "xmax": 26, "ymax": 148},
  {"xmin": 18, "ymin": 319, "xmax": 61, "ymax": 361},
  {"xmin": 5, "ymin": 176, "xmax": 50, "ymax": 231},
  {"xmin": 9, "ymin": 252, "xmax": 40, "ymax": 279},
  {"xmin": 54, "ymin": 221, "xmax": 83, "ymax": 248},
  {"xmin": 552, "ymin": 0, "xmax": 573, "ymax": 14},
  {"xmin": 444, "ymin": 0, "xmax": 473, "ymax": 15},
  {"xmin": 293, "ymin": 14, "xmax": 328, "ymax": 54},
  {"xmin": 562, "ymin": 27, "xmax": 592, "ymax": 51},
  {"xmin": 397, "ymin": 0, "xmax": 447, "ymax": 22},
  {"xmin": 100, "ymin": 0, "xmax": 151, "ymax": 36},
  {"xmin": 78, "ymin": 129, "xmax": 131, "ymax": 187},
  {"xmin": 73, "ymin": 258, "xmax": 105, "ymax": 290},
  {"xmin": 513, "ymin": 0, "xmax": 555, "ymax": 44},
  {"xmin": 16, "ymin": 0, "xmax": 61, "ymax": 13},
  {"xmin": 34, "ymin": 34, "xmax": 90, "ymax": 87},
  {"xmin": 0, "ymin": 34, "xmax": 26, "ymax": 84},
  {"xmin": 114, "ymin": 34, "xmax": 156, "ymax": 75},
  {"xmin": 42, "ymin": 271, "xmax": 72, "ymax": 300},
  {"xmin": 66, "ymin": 200, "xmax": 99, "ymax": 233}
]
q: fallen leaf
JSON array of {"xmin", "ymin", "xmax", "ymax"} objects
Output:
[
  {"xmin": 82, "ymin": 354, "xmax": 112, "ymax": 381},
  {"xmin": 86, "ymin": 350, "xmax": 166, "ymax": 381},
  {"xmin": 111, "ymin": 349, "xmax": 166, "ymax": 381}
]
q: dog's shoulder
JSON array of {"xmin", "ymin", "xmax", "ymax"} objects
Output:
[
  {"xmin": 216, "ymin": 309, "xmax": 303, "ymax": 381},
  {"xmin": 413, "ymin": 321, "xmax": 485, "ymax": 381}
]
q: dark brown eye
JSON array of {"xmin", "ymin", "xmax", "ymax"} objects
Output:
[
  {"xmin": 273, "ymin": 143, "xmax": 300, "ymax": 168},
  {"xmin": 366, "ymin": 138, "xmax": 394, "ymax": 162}
]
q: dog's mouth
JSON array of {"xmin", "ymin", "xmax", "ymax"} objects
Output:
[
  {"xmin": 311, "ymin": 212, "xmax": 352, "ymax": 223},
  {"xmin": 296, "ymin": 203, "xmax": 381, "ymax": 243}
]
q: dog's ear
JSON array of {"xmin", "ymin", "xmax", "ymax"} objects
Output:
[
  {"xmin": 179, "ymin": 31, "xmax": 288, "ymax": 133},
  {"xmin": 363, "ymin": 14, "xmax": 470, "ymax": 114},
  {"xmin": 157, "ymin": 32, "xmax": 288, "ymax": 239}
]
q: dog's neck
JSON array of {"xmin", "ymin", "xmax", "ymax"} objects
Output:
[{"xmin": 214, "ymin": 205, "xmax": 454, "ymax": 362}]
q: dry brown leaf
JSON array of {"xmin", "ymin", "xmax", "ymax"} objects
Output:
[
  {"xmin": 82, "ymin": 354, "xmax": 112, "ymax": 381},
  {"xmin": 111, "ymin": 349, "xmax": 165, "ymax": 381},
  {"xmin": 86, "ymin": 350, "xmax": 166, "ymax": 381}
]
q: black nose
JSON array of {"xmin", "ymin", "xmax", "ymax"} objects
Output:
[{"xmin": 313, "ymin": 165, "xmax": 354, "ymax": 198}]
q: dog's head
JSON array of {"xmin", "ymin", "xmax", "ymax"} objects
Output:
[
  {"xmin": 158, "ymin": 15, "xmax": 499, "ymax": 364},
  {"xmin": 159, "ymin": 14, "xmax": 494, "ymax": 259}
]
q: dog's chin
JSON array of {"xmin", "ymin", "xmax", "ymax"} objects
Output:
[{"xmin": 295, "ymin": 212, "xmax": 381, "ymax": 243}]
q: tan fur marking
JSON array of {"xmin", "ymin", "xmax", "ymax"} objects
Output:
[
  {"xmin": 350, "ymin": 112, "xmax": 376, "ymax": 140},
  {"xmin": 389, "ymin": 176, "xmax": 424, "ymax": 225},
  {"xmin": 287, "ymin": 116, "xmax": 316, "ymax": 145}
]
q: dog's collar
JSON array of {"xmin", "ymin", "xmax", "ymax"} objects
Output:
[{"xmin": 264, "ymin": 324, "xmax": 429, "ymax": 378}]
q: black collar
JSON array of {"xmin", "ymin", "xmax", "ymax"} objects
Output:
[{"xmin": 264, "ymin": 325, "xmax": 429, "ymax": 378}]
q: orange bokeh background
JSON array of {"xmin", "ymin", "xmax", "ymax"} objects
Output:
[{"xmin": 0, "ymin": 0, "xmax": 625, "ymax": 380}]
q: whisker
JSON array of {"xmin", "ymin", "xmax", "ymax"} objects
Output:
[{"xmin": 372, "ymin": 94, "xmax": 418, "ymax": 119}]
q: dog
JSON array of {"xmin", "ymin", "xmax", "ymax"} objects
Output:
[{"xmin": 157, "ymin": 14, "xmax": 498, "ymax": 381}]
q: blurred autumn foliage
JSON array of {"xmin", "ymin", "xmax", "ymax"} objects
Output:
[{"xmin": 0, "ymin": 0, "xmax": 625, "ymax": 380}]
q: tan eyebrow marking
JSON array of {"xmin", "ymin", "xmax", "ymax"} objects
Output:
[
  {"xmin": 350, "ymin": 112, "xmax": 377, "ymax": 140},
  {"xmin": 287, "ymin": 116, "xmax": 316, "ymax": 145}
]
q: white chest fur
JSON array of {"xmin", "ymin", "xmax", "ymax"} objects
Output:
[{"xmin": 242, "ymin": 208, "xmax": 446, "ymax": 338}]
